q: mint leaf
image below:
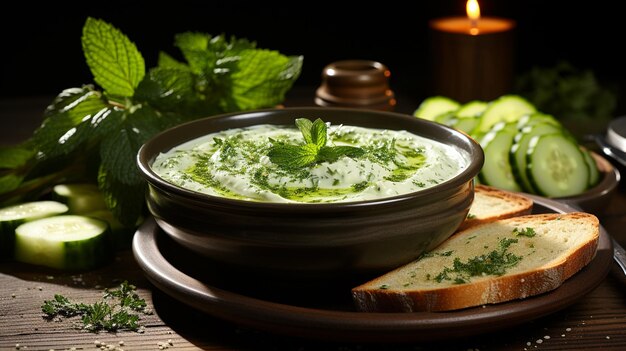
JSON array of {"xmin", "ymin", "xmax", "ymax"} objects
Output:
[
  {"xmin": 227, "ymin": 50, "xmax": 303, "ymax": 110},
  {"xmin": 82, "ymin": 17, "xmax": 145, "ymax": 98},
  {"xmin": 157, "ymin": 52, "xmax": 188, "ymax": 70},
  {"xmin": 0, "ymin": 145, "xmax": 35, "ymax": 194},
  {"xmin": 295, "ymin": 118, "xmax": 313, "ymax": 144},
  {"xmin": 98, "ymin": 164, "xmax": 145, "ymax": 227},
  {"xmin": 33, "ymin": 87, "xmax": 109, "ymax": 158},
  {"xmin": 0, "ymin": 174, "xmax": 24, "ymax": 194},
  {"xmin": 97, "ymin": 106, "xmax": 170, "ymax": 226},
  {"xmin": 99, "ymin": 107, "xmax": 161, "ymax": 186},
  {"xmin": 174, "ymin": 32, "xmax": 216, "ymax": 74},
  {"xmin": 0, "ymin": 144, "xmax": 35, "ymax": 169},
  {"xmin": 310, "ymin": 118, "xmax": 327, "ymax": 149},
  {"xmin": 268, "ymin": 143, "xmax": 317, "ymax": 169}
]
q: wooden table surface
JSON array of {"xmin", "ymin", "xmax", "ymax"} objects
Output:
[{"xmin": 2, "ymin": 93, "xmax": 626, "ymax": 350}]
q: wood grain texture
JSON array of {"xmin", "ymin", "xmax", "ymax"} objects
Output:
[{"xmin": 2, "ymin": 228, "xmax": 626, "ymax": 350}]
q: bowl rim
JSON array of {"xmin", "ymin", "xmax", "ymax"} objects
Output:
[{"xmin": 137, "ymin": 107, "xmax": 484, "ymax": 210}]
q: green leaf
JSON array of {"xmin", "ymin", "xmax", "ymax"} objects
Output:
[
  {"xmin": 310, "ymin": 118, "xmax": 327, "ymax": 149},
  {"xmin": 157, "ymin": 52, "xmax": 188, "ymax": 70},
  {"xmin": 98, "ymin": 165, "xmax": 145, "ymax": 227},
  {"xmin": 0, "ymin": 174, "xmax": 24, "ymax": 194},
  {"xmin": 33, "ymin": 88, "xmax": 109, "ymax": 158},
  {"xmin": 97, "ymin": 106, "xmax": 165, "ymax": 224},
  {"xmin": 268, "ymin": 143, "xmax": 317, "ymax": 169},
  {"xmin": 82, "ymin": 17, "xmax": 145, "ymax": 97},
  {"xmin": 295, "ymin": 118, "xmax": 313, "ymax": 144},
  {"xmin": 0, "ymin": 144, "xmax": 35, "ymax": 194},
  {"xmin": 135, "ymin": 67, "xmax": 202, "ymax": 117},
  {"xmin": 174, "ymin": 32, "xmax": 214, "ymax": 74},
  {"xmin": 99, "ymin": 107, "xmax": 161, "ymax": 186},
  {"xmin": 0, "ymin": 144, "xmax": 35, "ymax": 169},
  {"xmin": 227, "ymin": 50, "xmax": 302, "ymax": 110}
]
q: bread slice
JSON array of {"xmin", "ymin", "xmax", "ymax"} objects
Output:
[
  {"xmin": 351, "ymin": 212, "xmax": 599, "ymax": 312},
  {"xmin": 458, "ymin": 184, "xmax": 534, "ymax": 231}
]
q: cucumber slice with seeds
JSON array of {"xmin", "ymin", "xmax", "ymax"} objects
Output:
[
  {"xmin": 14, "ymin": 215, "xmax": 112, "ymax": 270},
  {"xmin": 0, "ymin": 201, "xmax": 69, "ymax": 259},
  {"xmin": 526, "ymin": 134, "xmax": 589, "ymax": 197},
  {"xmin": 510, "ymin": 122, "xmax": 565, "ymax": 193}
]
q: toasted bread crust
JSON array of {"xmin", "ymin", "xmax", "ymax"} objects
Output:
[
  {"xmin": 458, "ymin": 185, "xmax": 533, "ymax": 231},
  {"xmin": 352, "ymin": 212, "xmax": 599, "ymax": 312}
]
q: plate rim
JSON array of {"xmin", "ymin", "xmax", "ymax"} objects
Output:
[{"xmin": 132, "ymin": 195, "xmax": 613, "ymax": 342}]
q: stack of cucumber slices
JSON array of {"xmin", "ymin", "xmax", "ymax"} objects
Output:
[
  {"xmin": 414, "ymin": 95, "xmax": 599, "ymax": 197},
  {"xmin": 0, "ymin": 184, "xmax": 125, "ymax": 270}
]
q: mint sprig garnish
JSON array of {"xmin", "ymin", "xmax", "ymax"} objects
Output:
[
  {"xmin": 0, "ymin": 17, "xmax": 302, "ymax": 227},
  {"xmin": 268, "ymin": 118, "xmax": 365, "ymax": 168}
]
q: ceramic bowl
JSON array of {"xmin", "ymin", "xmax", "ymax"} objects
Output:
[{"xmin": 136, "ymin": 107, "xmax": 484, "ymax": 280}]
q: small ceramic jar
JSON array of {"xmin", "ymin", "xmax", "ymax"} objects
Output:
[{"xmin": 315, "ymin": 60, "xmax": 396, "ymax": 111}]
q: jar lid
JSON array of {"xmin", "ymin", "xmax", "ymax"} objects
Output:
[
  {"xmin": 607, "ymin": 116, "xmax": 626, "ymax": 152},
  {"xmin": 315, "ymin": 60, "xmax": 395, "ymax": 111}
]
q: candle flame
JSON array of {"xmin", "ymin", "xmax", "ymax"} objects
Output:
[
  {"xmin": 466, "ymin": 0, "xmax": 480, "ymax": 35},
  {"xmin": 466, "ymin": 0, "xmax": 481, "ymax": 21}
]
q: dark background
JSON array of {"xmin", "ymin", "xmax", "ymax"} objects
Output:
[{"xmin": 1, "ymin": 1, "xmax": 624, "ymax": 115}]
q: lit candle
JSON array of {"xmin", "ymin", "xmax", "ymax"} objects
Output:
[{"xmin": 429, "ymin": 0, "xmax": 516, "ymax": 102}]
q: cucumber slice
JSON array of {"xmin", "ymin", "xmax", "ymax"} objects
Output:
[
  {"xmin": 53, "ymin": 183, "xmax": 107, "ymax": 214},
  {"xmin": 452, "ymin": 100, "xmax": 488, "ymax": 134},
  {"xmin": 0, "ymin": 201, "xmax": 69, "ymax": 259},
  {"xmin": 510, "ymin": 122, "xmax": 564, "ymax": 193},
  {"xmin": 582, "ymin": 149, "xmax": 600, "ymax": 188},
  {"xmin": 478, "ymin": 122, "xmax": 522, "ymax": 192},
  {"xmin": 452, "ymin": 117, "xmax": 480, "ymax": 134},
  {"xmin": 456, "ymin": 100, "xmax": 488, "ymax": 119},
  {"xmin": 434, "ymin": 111, "xmax": 457, "ymax": 126},
  {"xmin": 516, "ymin": 112, "xmax": 561, "ymax": 129},
  {"xmin": 14, "ymin": 215, "xmax": 112, "ymax": 270},
  {"xmin": 526, "ymin": 134, "xmax": 589, "ymax": 197},
  {"xmin": 413, "ymin": 96, "xmax": 460, "ymax": 121},
  {"xmin": 475, "ymin": 95, "xmax": 536, "ymax": 134}
]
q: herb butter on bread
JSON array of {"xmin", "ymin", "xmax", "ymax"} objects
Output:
[
  {"xmin": 351, "ymin": 212, "xmax": 599, "ymax": 312},
  {"xmin": 459, "ymin": 184, "xmax": 533, "ymax": 231}
]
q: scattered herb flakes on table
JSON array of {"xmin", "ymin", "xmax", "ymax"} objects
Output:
[{"xmin": 41, "ymin": 281, "xmax": 151, "ymax": 332}]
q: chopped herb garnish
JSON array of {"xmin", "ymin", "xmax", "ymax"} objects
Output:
[
  {"xmin": 379, "ymin": 284, "xmax": 390, "ymax": 290},
  {"xmin": 434, "ymin": 238, "xmax": 523, "ymax": 284},
  {"xmin": 514, "ymin": 227, "xmax": 537, "ymax": 237},
  {"xmin": 467, "ymin": 213, "xmax": 476, "ymax": 219},
  {"xmin": 41, "ymin": 281, "xmax": 149, "ymax": 332},
  {"xmin": 352, "ymin": 181, "xmax": 369, "ymax": 192}
]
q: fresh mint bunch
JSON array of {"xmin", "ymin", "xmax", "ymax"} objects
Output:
[
  {"xmin": 0, "ymin": 18, "xmax": 302, "ymax": 227},
  {"xmin": 268, "ymin": 118, "xmax": 365, "ymax": 169}
]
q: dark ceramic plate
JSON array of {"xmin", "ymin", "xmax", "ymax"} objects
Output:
[{"xmin": 132, "ymin": 195, "xmax": 612, "ymax": 343}]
